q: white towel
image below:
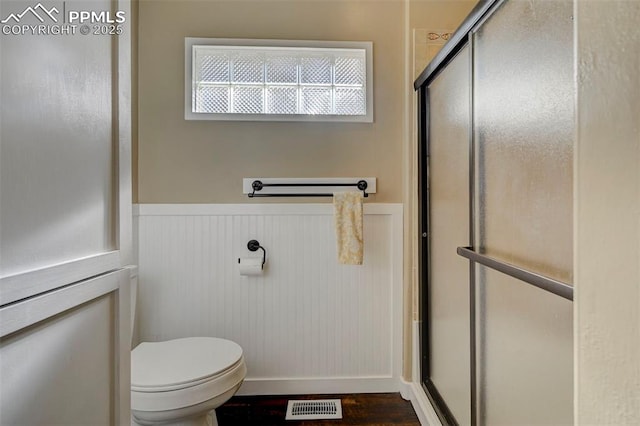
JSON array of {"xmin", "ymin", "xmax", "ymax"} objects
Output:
[{"xmin": 333, "ymin": 191, "xmax": 364, "ymax": 265}]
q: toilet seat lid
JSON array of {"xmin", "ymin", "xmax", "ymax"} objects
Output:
[{"xmin": 131, "ymin": 337, "xmax": 243, "ymax": 389}]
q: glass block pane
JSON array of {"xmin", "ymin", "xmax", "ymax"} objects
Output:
[
  {"xmin": 232, "ymin": 54, "xmax": 264, "ymax": 84},
  {"xmin": 232, "ymin": 86, "xmax": 263, "ymax": 114},
  {"xmin": 301, "ymin": 87, "xmax": 331, "ymax": 114},
  {"xmin": 195, "ymin": 86, "xmax": 229, "ymax": 113},
  {"xmin": 266, "ymin": 56, "xmax": 298, "ymax": 84},
  {"xmin": 197, "ymin": 54, "xmax": 229, "ymax": 83},
  {"xmin": 300, "ymin": 56, "xmax": 332, "ymax": 84},
  {"xmin": 335, "ymin": 56, "xmax": 365, "ymax": 86},
  {"xmin": 334, "ymin": 87, "xmax": 365, "ymax": 115},
  {"xmin": 266, "ymin": 86, "xmax": 297, "ymax": 114},
  {"xmin": 190, "ymin": 43, "xmax": 371, "ymax": 121}
]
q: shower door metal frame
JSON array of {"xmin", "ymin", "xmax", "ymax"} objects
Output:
[
  {"xmin": 418, "ymin": 82, "xmax": 460, "ymax": 425},
  {"xmin": 416, "ymin": 1, "xmax": 575, "ymax": 425},
  {"xmin": 416, "ymin": 3, "xmax": 496, "ymax": 424},
  {"xmin": 418, "ymin": 47, "xmax": 475, "ymax": 426}
]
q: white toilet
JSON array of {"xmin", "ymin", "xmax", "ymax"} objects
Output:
[{"xmin": 129, "ymin": 268, "xmax": 247, "ymax": 426}]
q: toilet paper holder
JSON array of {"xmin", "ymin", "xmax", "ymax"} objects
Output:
[{"xmin": 238, "ymin": 239, "xmax": 266, "ymax": 269}]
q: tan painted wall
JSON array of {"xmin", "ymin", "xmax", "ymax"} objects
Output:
[
  {"xmin": 575, "ymin": 1, "xmax": 640, "ymax": 423},
  {"xmin": 136, "ymin": 0, "xmax": 477, "ymax": 382},
  {"xmin": 137, "ymin": 0, "xmax": 406, "ymax": 203},
  {"xmin": 410, "ymin": 0, "xmax": 477, "ymax": 76}
]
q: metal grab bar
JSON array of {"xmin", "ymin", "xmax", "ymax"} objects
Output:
[
  {"xmin": 456, "ymin": 247, "xmax": 574, "ymax": 301},
  {"xmin": 248, "ymin": 180, "xmax": 369, "ymax": 198}
]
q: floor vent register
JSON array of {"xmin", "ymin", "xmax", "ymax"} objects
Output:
[{"xmin": 285, "ymin": 399, "xmax": 343, "ymax": 420}]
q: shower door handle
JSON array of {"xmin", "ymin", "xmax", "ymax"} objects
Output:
[{"xmin": 456, "ymin": 247, "xmax": 573, "ymax": 301}]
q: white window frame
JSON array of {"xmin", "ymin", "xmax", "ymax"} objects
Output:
[{"xmin": 185, "ymin": 38, "xmax": 373, "ymax": 122}]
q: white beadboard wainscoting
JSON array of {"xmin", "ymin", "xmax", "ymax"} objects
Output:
[{"xmin": 134, "ymin": 203, "xmax": 403, "ymax": 395}]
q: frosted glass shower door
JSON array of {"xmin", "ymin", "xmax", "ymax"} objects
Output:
[
  {"xmin": 423, "ymin": 45, "xmax": 471, "ymax": 425},
  {"xmin": 472, "ymin": 0, "xmax": 574, "ymax": 424}
]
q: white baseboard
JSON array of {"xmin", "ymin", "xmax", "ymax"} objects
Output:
[
  {"xmin": 400, "ymin": 379, "xmax": 443, "ymax": 426},
  {"xmin": 402, "ymin": 319, "xmax": 442, "ymax": 426},
  {"xmin": 237, "ymin": 377, "xmax": 401, "ymax": 396}
]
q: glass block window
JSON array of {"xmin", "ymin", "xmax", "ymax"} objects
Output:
[{"xmin": 186, "ymin": 39, "xmax": 373, "ymax": 122}]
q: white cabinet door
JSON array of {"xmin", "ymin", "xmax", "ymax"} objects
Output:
[
  {"xmin": 0, "ymin": 0, "xmax": 132, "ymax": 424},
  {"xmin": 0, "ymin": 270, "xmax": 131, "ymax": 425},
  {"xmin": 0, "ymin": 0, "xmax": 132, "ymax": 303}
]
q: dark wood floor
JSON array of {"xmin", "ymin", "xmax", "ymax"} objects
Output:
[{"xmin": 216, "ymin": 393, "xmax": 421, "ymax": 426}]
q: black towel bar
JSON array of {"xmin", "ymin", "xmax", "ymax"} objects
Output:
[{"xmin": 248, "ymin": 180, "xmax": 369, "ymax": 198}]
